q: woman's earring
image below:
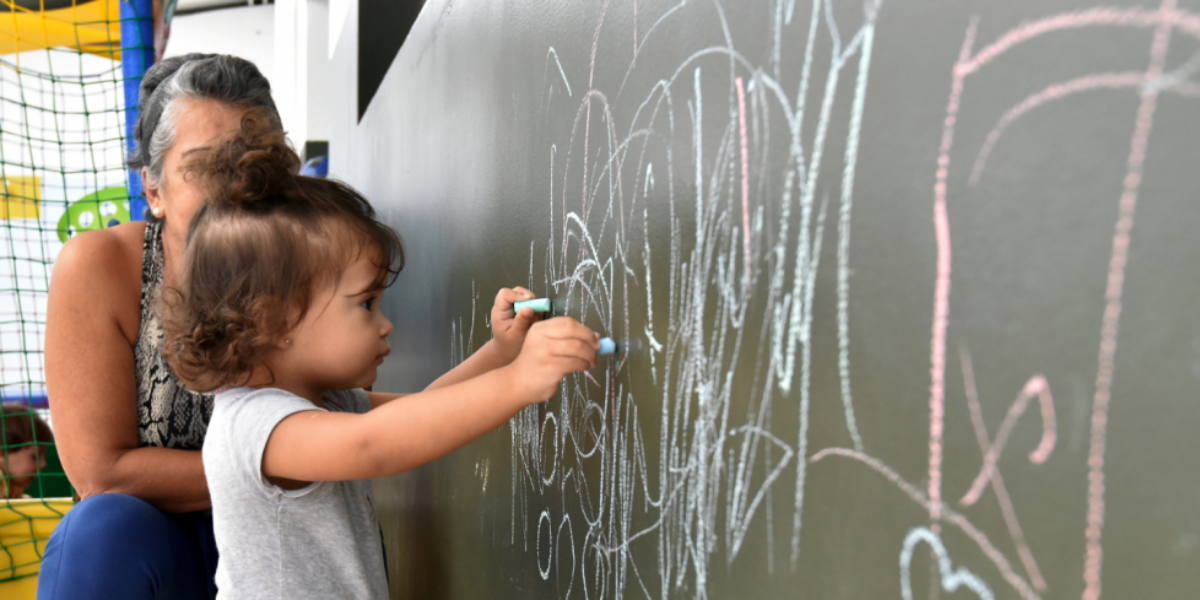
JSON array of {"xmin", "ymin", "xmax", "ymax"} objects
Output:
[
  {"xmin": 151, "ymin": 206, "xmax": 162, "ymax": 217},
  {"xmin": 284, "ymin": 339, "xmax": 291, "ymax": 345}
]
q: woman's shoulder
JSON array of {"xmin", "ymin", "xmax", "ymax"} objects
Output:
[
  {"xmin": 56, "ymin": 221, "xmax": 147, "ymax": 271},
  {"xmin": 323, "ymin": 389, "xmax": 371, "ymax": 414},
  {"xmin": 51, "ymin": 222, "xmax": 147, "ymax": 338}
]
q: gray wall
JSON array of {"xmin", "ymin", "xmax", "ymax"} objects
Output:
[{"xmin": 328, "ymin": 1, "xmax": 1200, "ymax": 598}]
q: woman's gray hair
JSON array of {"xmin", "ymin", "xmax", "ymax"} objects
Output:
[{"xmin": 129, "ymin": 54, "xmax": 278, "ymax": 190}]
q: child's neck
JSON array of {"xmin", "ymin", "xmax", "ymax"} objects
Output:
[{"xmin": 244, "ymin": 365, "xmax": 326, "ymax": 408}]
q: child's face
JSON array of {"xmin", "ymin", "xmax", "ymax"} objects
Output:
[
  {"xmin": 3, "ymin": 446, "xmax": 45, "ymax": 498},
  {"xmin": 281, "ymin": 250, "xmax": 394, "ymax": 392}
]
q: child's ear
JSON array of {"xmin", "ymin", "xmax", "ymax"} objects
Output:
[{"xmin": 273, "ymin": 335, "xmax": 294, "ymax": 351}]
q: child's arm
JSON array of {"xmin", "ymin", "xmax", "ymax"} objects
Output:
[
  {"xmin": 369, "ymin": 287, "xmax": 536, "ymax": 408},
  {"xmin": 366, "ymin": 392, "xmax": 405, "ymax": 409},
  {"xmin": 261, "ymin": 317, "xmax": 598, "ymax": 483},
  {"xmin": 423, "ymin": 287, "xmax": 539, "ymax": 391}
]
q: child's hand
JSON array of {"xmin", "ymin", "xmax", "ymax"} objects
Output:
[
  {"xmin": 492, "ymin": 286, "xmax": 539, "ymax": 361},
  {"xmin": 507, "ymin": 317, "xmax": 599, "ymax": 402}
]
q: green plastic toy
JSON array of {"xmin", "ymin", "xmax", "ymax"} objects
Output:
[{"xmin": 55, "ymin": 186, "xmax": 132, "ymax": 243}]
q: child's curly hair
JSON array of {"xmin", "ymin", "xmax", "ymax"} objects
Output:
[{"xmin": 162, "ymin": 108, "xmax": 403, "ymax": 392}]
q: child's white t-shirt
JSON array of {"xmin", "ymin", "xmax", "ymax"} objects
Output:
[{"xmin": 204, "ymin": 386, "xmax": 388, "ymax": 599}]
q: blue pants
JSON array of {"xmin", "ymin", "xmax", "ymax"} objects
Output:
[{"xmin": 37, "ymin": 493, "xmax": 218, "ymax": 600}]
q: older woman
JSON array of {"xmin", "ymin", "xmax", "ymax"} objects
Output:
[{"xmin": 39, "ymin": 54, "xmax": 279, "ymax": 600}]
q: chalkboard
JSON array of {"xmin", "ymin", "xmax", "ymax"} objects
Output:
[{"xmin": 328, "ymin": 0, "xmax": 1200, "ymax": 598}]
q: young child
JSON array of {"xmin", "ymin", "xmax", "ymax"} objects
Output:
[
  {"xmin": 1, "ymin": 402, "xmax": 53, "ymax": 499},
  {"xmin": 161, "ymin": 109, "xmax": 599, "ymax": 599}
]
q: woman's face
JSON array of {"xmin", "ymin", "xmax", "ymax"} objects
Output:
[{"xmin": 143, "ymin": 96, "xmax": 249, "ymax": 241}]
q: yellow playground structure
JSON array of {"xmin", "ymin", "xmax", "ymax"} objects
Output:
[{"xmin": 0, "ymin": 500, "xmax": 73, "ymax": 596}]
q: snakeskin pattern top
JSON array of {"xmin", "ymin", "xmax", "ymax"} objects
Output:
[{"xmin": 134, "ymin": 220, "xmax": 213, "ymax": 449}]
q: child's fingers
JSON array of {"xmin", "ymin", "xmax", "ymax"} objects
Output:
[
  {"xmin": 544, "ymin": 338, "xmax": 590, "ymax": 357},
  {"xmin": 548, "ymin": 355, "xmax": 592, "ymax": 374},
  {"xmin": 496, "ymin": 287, "xmax": 535, "ymax": 309},
  {"xmin": 548, "ymin": 339, "xmax": 600, "ymax": 369},
  {"xmin": 492, "ymin": 288, "xmax": 516, "ymax": 312},
  {"xmin": 494, "ymin": 288, "xmax": 516, "ymax": 311},
  {"xmin": 513, "ymin": 307, "xmax": 537, "ymax": 331},
  {"xmin": 539, "ymin": 317, "xmax": 600, "ymax": 347}
]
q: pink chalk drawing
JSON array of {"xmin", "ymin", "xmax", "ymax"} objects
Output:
[
  {"xmin": 958, "ymin": 374, "xmax": 1056, "ymax": 508},
  {"xmin": 959, "ymin": 347, "xmax": 1049, "ymax": 592},
  {"xmin": 923, "ymin": 1, "xmax": 1195, "ymax": 598},
  {"xmin": 927, "ymin": 15, "xmax": 976, "ymax": 527}
]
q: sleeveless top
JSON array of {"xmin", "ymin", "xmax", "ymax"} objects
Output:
[{"xmin": 134, "ymin": 220, "xmax": 213, "ymax": 449}]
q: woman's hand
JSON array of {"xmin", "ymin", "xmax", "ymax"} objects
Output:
[
  {"xmin": 506, "ymin": 317, "xmax": 599, "ymax": 402},
  {"xmin": 491, "ymin": 286, "xmax": 539, "ymax": 362}
]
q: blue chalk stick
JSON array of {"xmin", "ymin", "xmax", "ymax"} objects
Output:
[
  {"xmin": 513, "ymin": 298, "xmax": 551, "ymax": 314},
  {"xmin": 597, "ymin": 337, "xmax": 617, "ymax": 356}
]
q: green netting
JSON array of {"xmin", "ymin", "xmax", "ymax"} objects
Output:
[{"xmin": 0, "ymin": 0, "xmax": 155, "ymax": 587}]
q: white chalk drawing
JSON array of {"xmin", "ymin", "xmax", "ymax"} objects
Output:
[
  {"xmin": 440, "ymin": 0, "xmax": 1200, "ymax": 597},
  {"xmin": 900, "ymin": 527, "xmax": 995, "ymax": 600}
]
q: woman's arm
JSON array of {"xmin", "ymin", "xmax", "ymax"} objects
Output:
[{"xmin": 46, "ymin": 227, "xmax": 211, "ymax": 513}]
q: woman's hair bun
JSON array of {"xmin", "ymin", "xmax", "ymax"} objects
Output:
[{"xmin": 189, "ymin": 107, "xmax": 299, "ymax": 210}]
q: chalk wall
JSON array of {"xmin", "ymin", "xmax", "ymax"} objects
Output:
[{"xmin": 329, "ymin": 1, "xmax": 1200, "ymax": 598}]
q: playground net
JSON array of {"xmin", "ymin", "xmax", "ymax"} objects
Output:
[{"xmin": 0, "ymin": 0, "xmax": 156, "ymax": 584}]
